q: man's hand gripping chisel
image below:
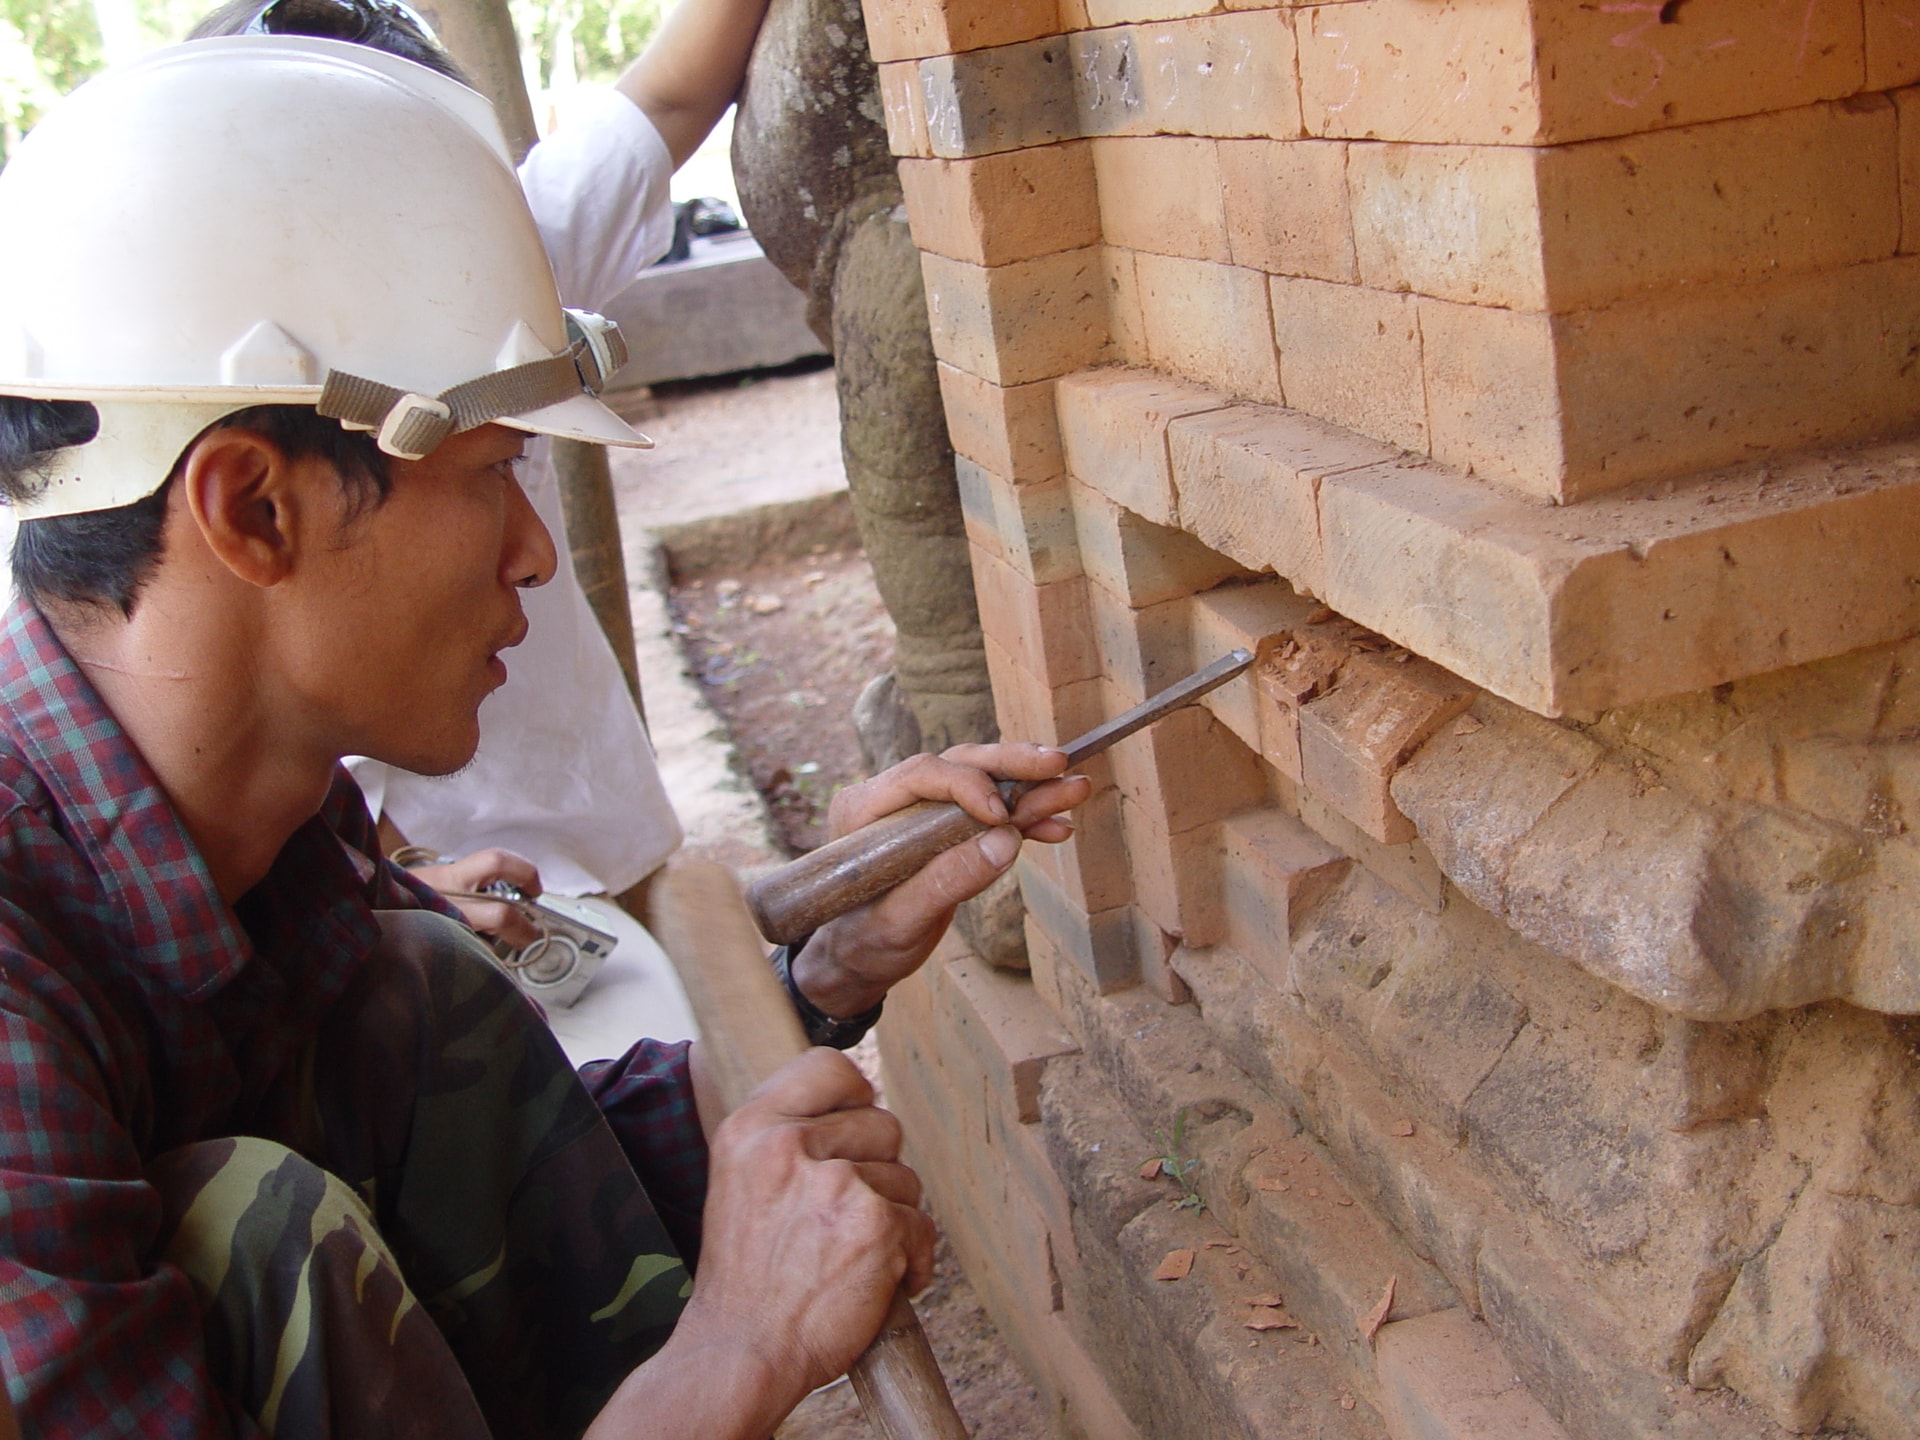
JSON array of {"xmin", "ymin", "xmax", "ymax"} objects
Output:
[{"xmin": 745, "ymin": 648, "xmax": 1257, "ymax": 944}]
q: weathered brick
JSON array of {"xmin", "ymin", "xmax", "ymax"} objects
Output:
[
  {"xmin": 1269, "ymin": 275, "xmax": 1427, "ymax": 453},
  {"xmin": 970, "ymin": 543, "xmax": 1100, "ymax": 690},
  {"xmin": 920, "ymin": 37, "xmax": 1080, "ymax": 160},
  {"xmin": 1082, "ymin": 0, "xmax": 1212, "ymax": 23},
  {"xmin": 1088, "ymin": 587, "xmax": 1193, "ymax": 707},
  {"xmin": 1375, "ymin": 1309, "xmax": 1573, "ymax": 1440},
  {"xmin": 1069, "ymin": 481, "xmax": 1250, "ymax": 609},
  {"xmin": 1136, "ymin": 252, "xmax": 1284, "ymax": 405},
  {"xmin": 1023, "ymin": 777, "xmax": 1133, "ymax": 914},
  {"xmin": 1070, "ymin": 13, "xmax": 1303, "ymax": 140},
  {"xmin": 862, "ymin": 0, "xmax": 1060, "ymax": 64},
  {"xmin": 1530, "ymin": 0, "xmax": 1866, "ymax": 144},
  {"xmin": 900, "ymin": 143, "xmax": 1101, "ymax": 268},
  {"xmin": 1534, "ymin": 99, "xmax": 1901, "ymax": 312},
  {"xmin": 921, "ymin": 247, "xmax": 1108, "ymax": 387},
  {"xmin": 1295, "ymin": 0, "xmax": 1539, "ymax": 145},
  {"xmin": 1347, "ymin": 141, "xmax": 1547, "ymax": 309},
  {"xmin": 1189, "ymin": 579, "xmax": 1328, "ymax": 751},
  {"xmin": 982, "ymin": 632, "xmax": 1106, "ymax": 752},
  {"xmin": 1117, "ymin": 796, "xmax": 1226, "ymax": 945},
  {"xmin": 1220, "ymin": 807, "xmax": 1351, "ymax": 990},
  {"xmin": 1020, "ymin": 854, "xmax": 1141, "ymax": 992},
  {"xmin": 1298, "ymin": 652, "xmax": 1478, "ymax": 845},
  {"xmin": 1219, "ymin": 138, "xmax": 1358, "ymax": 282},
  {"xmin": 1868, "ymin": 0, "xmax": 1920, "ymax": 89},
  {"xmin": 1102, "ymin": 247, "xmax": 1150, "ymax": 366},
  {"xmin": 878, "ymin": 58, "xmax": 933, "ymax": 158},
  {"xmin": 1170, "ymin": 401, "xmax": 1401, "ymax": 597},
  {"xmin": 1899, "ymin": 87, "xmax": 1920, "ymax": 255},
  {"xmin": 1126, "ymin": 906, "xmax": 1190, "ymax": 1004},
  {"xmin": 1317, "ymin": 438, "xmax": 1920, "ymax": 719},
  {"xmin": 1298, "ymin": 785, "xmax": 1446, "ymax": 914},
  {"xmin": 1107, "ymin": 700, "xmax": 1269, "ymax": 836},
  {"xmin": 1056, "ymin": 366, "xmax": 1232, "ymax": 525},
  {"xmin": 1251, "ymin": 619, "xmax": 1368, "ymax": 783},
  {"xmin": 958, "ymin": 459, "xmax": 1081, "ymax": 585},
  {"xmin": 938, "ymin": 954, "xmax": 1080, "ymax": 1124},
  {"xmin": 1091, "ymin": 136, "xmax": 1230, "ymax": 263},
  {"xmin": 936, "ymin": 363, "xmax": 1066, "ymax": 482},
  {"xmin": 1423, "ymin": 256, "xmax": 1920, "ymax": 501}
]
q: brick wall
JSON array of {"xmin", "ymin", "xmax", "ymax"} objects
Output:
[{"xmin": 862, "ymin": 3, "xmax": 1920, "ymax": 1437}]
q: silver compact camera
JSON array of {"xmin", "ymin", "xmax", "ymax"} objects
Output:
[{"xmin": 480, "ymin": 882, "xmax": 617, "ymax": 1009}]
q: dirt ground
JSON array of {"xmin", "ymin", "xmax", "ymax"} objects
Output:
[{"xmin": 642, "ymin": 367, "xmax": 1053, "ymax": 1439}]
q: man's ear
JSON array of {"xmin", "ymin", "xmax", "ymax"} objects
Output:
[{"xmin": 176, "ymin": 427, "xmax": 315, "ymax": 588}]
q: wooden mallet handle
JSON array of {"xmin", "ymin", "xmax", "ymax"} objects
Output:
[
  {"xmin": 647, "ymin": 861, "xmax": 971, "ymax": 1440},
  {"xmin": 744, "ymin": 648, "xmax": 1257, "ymax": 944}
]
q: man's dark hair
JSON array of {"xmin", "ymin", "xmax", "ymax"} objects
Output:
[
  {"xmin": 189, "ymin": 0, "xmax": 467, "ymax": 81},
  {"xmin": 1, "ymin": 398, "xmax": 391, "ymax": 617}
]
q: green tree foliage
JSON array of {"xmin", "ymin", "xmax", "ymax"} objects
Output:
[{"xmin": 1, "ymin": 0, "xmax": 668, "ymax": 160}]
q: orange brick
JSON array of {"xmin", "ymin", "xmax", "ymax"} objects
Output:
[
  {"xmin": 1071, "ymin": 13, "xmax": 1302, "ymax": 140},
  {"xmin": 1295, "ymin": 0, "xmax": 1539, "ymax": 145},
  {"xmin": 862, "ymin": 0, "xmax": 1060, "ymax": 64},
  {"xmin": 1534, "ymin": 100, "xmax": 1900, "ymax": 311},
  {"xmin": 1117, "ymin": 796, "xmax": 1226, "ymax": 945},
  {"xmin": 1056, "ymin": 366, "xmax": 1231, "ymax": 526},
  {"xmin": 1091, "ymin": 137, "xmax": 1230, "ymax": 263},
  {"xmin": 1252, "ymin": 623, "xmax": 1359, "ymax": 782},
  {"xmin": 877, "ymin": 59, "xmax": 933, "ymax": 158},
  {"xmin": 1219, "ymin": 138, "xmax": 1357, "ymax": 282},
  {"xmin": 1297, "ymin": 651, "xmax": 1478, "ymax": 844},
  {"xmin": 958, "ymin": 460, "xmax": 1081, "ymax": 585},
  {"xmin": 1127, "ymin": 907, "xmax": 1190, "ymax": 1005},
  {"xmin": 1868, "ymin": 0, "xmax": 1920, "ymax": 88},
  {"xmin": 1069, "ymin": 482, "xmax": 1250, "ymax": 609},
  {"xmin": 1297, "ymin": 784, "xmax": 1446, "ymax": 914},
  {"xmin": 936, "ymin": 363, "xmax": 1066, "ymax": 482},
  {"xmin": 937, "ymin": 955, "xmax": 1079, "ymax": 1124},
  {"xmin": 899, "ymin": 143, "xmax": 1100, "ymax": 267},
  {"xmin": 1108, "ymin": 700, "xmax": 1269, "ymax": 837},
  {"xmin": 970, "ymin": 544, "xmax": 1101, "ymax": 689},
  {"xmin": 1415, "ymin": 298, "xmax": 1565, "ymax": 500},
  {"xmin": 1269, "ymin": 275, "xmax": 1427, "ymax": 453},
  {"xmin": 1136, "ymin": 252, "xmax": 1284, "ymax": 405},
  {"xmin": 1347, "ymin": 142, "xmax": 1546, "ymax": 310},
  {"xmin": 920, "ymin": 247, "xmax": 1108, "ymax": 387},
  {"xmin": 982, "ymin": 634, "xmax": 1105, "ymax": 762},
  {"xmin": 1102, "ymin": 247, "xmax": 1150, "ymax": 366},
  {"xmin": 1530, "ymin": 0, "xmax": 1865, "ymax": 143},
  {"xmin": 1023, "ymin": 779, "xmax": 1133, "ymax": 914},
  {"xmin": 1376, "ymin": 1310, "xmax": 1572, "ymax": 1440},
  {"xmin": 1083, "ymin": 0, "xmax": 1213, "ymax": 22},
  {"xmin": 921, "ymin": 38, "xmax": 1081, "ymax": 159},
  {"xmin": 1088, "ymin": 586, "xmax": 1192, "ymax": 707},
  {"xmin": 1169, "ymin": 401, "xmax": 1400, "ymax": 595},
  {"xmin": 1189, "ymin": 579, "xmax": 1328, "ymax": 751},
  {"xmin": 1220, "ymin": 808, "xmax": 1351, "ymax": 990},
  {"xmin": 1298, "ymin": 0, "xmax": 1865, "ymax": 145},
  {"xmin": 1019, "ymin": 854, "xmax": 1140, "ymax": 992},
  {"xmin": 1899, "ymin": 88, "xmax": 1920, "ymax": 255}
]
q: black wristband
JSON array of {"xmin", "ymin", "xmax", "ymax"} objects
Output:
[{"xmin": 772, "ymin": 939, "xmax": 883, "ymax": 1050}]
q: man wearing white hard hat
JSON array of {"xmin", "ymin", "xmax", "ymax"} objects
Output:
[{"xmin": 0, "ymin": 37, "xmax": 1087, "ymax": 1439}]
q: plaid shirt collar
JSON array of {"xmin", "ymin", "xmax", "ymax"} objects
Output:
[{"xmin": 0, "ymin": 596, "xmax": 382, "ymax": 1001}]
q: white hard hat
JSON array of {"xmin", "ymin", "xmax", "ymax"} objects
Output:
[{"xmin": 0, "ymin": 35, "xmax": 650, "ymax": 519}]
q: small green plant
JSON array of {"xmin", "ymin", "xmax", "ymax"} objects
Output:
[{"xmin": 1151, "ymin": 1107, "xmax": 1205, "ymax": 1213}]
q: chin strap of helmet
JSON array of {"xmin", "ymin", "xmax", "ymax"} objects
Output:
[{"xmin": 316, "ymin": 309, "xmax": 628, "ymax": 459}]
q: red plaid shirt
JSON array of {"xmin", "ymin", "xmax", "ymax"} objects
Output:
[{"xmin": 0, "ymin": 599, "xmax": 705, "ymax": 1435}]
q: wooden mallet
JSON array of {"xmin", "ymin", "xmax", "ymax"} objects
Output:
[{"xmin": 648, "ymin": 862, "xmax": 971, "ymax": 1440}]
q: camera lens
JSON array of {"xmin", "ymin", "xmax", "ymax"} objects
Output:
[{"xmin": 517, "ymin": 933, "xmax": 580, "ymax": 987}]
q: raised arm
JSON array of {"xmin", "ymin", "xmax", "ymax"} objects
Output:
[{"xmin": 616, "ymin": 0, "xmax": 772, "ymax": 169}]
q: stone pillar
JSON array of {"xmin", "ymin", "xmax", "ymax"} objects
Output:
[{"xmin": 865, "ymin": 3, "xmax": 1920, "ymax": 1438}]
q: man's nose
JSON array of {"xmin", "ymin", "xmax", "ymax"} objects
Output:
[{"xmin": 504, "ymin": 473, "xmax": 558, "ymax": 590}]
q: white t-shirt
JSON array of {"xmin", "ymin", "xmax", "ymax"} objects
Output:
[{"xmin": 351, "ymin": 89, "xmax": 684, "ymax": 895}]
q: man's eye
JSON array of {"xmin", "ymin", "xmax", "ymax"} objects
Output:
[{"xmin": 495, "ymin": 454, "xmax": 528, "ymax": 480}]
